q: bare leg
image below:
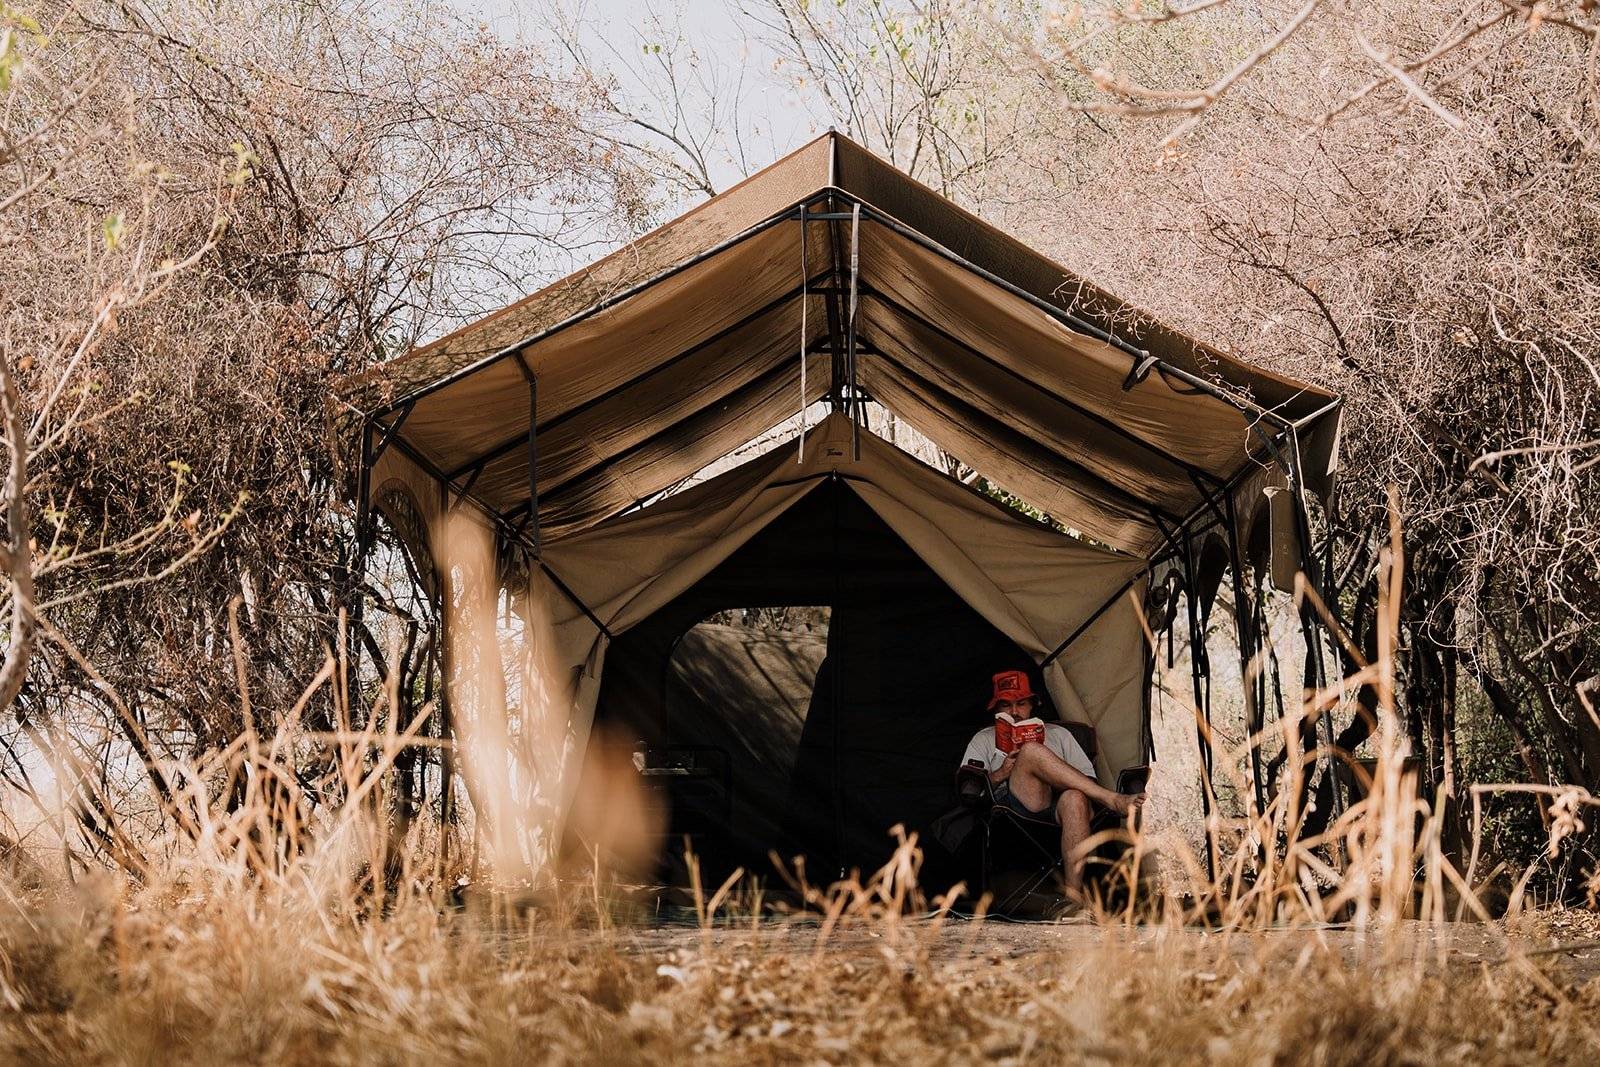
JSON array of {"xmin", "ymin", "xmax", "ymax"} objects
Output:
[
  {"xmin": 1055, "ymin": 789, "xmax": 1092, "ymax": 892},
  {"xmin": 1009, "ymin": 741, "xmax": 1145, "ymax": 815}
]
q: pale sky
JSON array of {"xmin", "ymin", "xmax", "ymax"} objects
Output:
[{"xmin": 454, "ymin": 0, "xmax": 821, "ymax": 197}]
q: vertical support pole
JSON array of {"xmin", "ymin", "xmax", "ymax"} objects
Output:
[
  {"xmin": 355, "ymin": 419, "xmax": 374, "ymax": 555},
  {"xmin": 436, "ymin": 477, "xmax": 455, "ymax": 876},
  {"xmin": 1287, "ymin": 432, "xmax": 1343, "ymax": 830},
  {"xmin": 526, "ymin": 373, "xmax": 540, "ymax": 557},
  {"xmin": 798, "ymin": 202, "xmax": 809, "ymax": 461},
  {"xmin": 825, "ymin": 193, "xmax": 847, "ymax": 415},
  {"xmin": 512, "ymin": 355, "xmax": 540, "ymax": 558},
  {"xmin": 348, "ymin": 420, "xmax": 375, "ymax": 730},
  {"xmin": 829, "ymin": 471, "xmax": 845, "ymax": 881},
  {"xmin": 1179, "ymin": 530, "xmax": 1219, "ymax": 884},
  {"xmin": 1320, "ymin": 483, "xmax": 1348, "ymax": 826},
  {"xmin": 846, "ymin": 202, "xmax": 861, "ymax": 459},
  {"xmin": 1221, "ymin": 488, "xmax": 1269, "ymax": 820}
]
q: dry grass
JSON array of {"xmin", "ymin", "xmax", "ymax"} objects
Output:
[{"xmin": 0, "ymin": 855, "xmax": 1597, "ymax": 1065}]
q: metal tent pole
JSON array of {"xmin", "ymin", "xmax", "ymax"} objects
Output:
[
  {"xmin": 348, "ymin": 421, "xmax": 375, "ymax": 728},
  {"xmin": 830, "ymin": 191, "xmax": 1300, "ymax": 431},
  {"xmin": 1220, "ymin": 489, "xmax": 1269, "ymax": 820},
  {"xmin": 1287, "ymin": 431, "xmax": 1344, "ymax": 831},
  {"xmin": 513, "ymin": 355, "xmax": 540, "ymax": 556},
  {"xmin": 436, "ymin": 477, "xmax": 455, "ymax": 876},
  {"xmin": 846, "ymin": 203, "xmax": 862, "ymax": 459},
  {"xmin": 830, "ymin": 472, "xmax": 845, "ymax": 880},
  {"xmin": 443, "ymin": 269, "xmax": 835, "ymax": 480},
  {"xmin": 1179, "ymin": 528, "xmax": 1220, "ymax": 883}
]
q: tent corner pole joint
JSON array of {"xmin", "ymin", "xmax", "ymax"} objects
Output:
[{"xmin": 368, "ymin": 400, "xmax": 415, "ymax": 469}]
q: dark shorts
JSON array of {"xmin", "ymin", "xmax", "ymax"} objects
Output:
[{"xmin": 994, "ymin": 781, "xmax": 1057, "ymax": 823}]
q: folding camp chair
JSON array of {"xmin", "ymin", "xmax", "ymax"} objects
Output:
[{"xmin": 953, "ymin": 724, "xmax": 1149, "ymax": 915}]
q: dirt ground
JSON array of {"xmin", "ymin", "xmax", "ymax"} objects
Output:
[{"xmin": 553, "ymin": 914, "xmax": 1600, "ymax": 983}]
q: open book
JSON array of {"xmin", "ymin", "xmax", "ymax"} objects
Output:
[{"xmin": 994, "ymin": 711, "xmax": 1045, "ymax": 754}]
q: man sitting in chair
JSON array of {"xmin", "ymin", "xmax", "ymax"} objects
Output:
[{"xmin": 961, "ymin": 669, "xmax": 1146, "ymax": 895}]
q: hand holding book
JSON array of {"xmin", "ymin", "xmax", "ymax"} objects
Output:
[{"xmin": 994, "ymin": 711, "xmax": 1045, "ymax": 754}]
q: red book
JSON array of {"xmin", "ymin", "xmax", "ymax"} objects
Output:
[{"xmin": 994, "ymin": 712, "xmax": 1045, "ymax": 754}]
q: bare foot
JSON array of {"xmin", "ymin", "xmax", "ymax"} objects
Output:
[{"xmin": 1106, "ymin": 791, "xmax": 1146, "ymax": 817}]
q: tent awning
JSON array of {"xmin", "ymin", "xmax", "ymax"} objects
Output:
[{"xmin": 337, "ymin": 132, "xmax": 1338, "ymax": 557}]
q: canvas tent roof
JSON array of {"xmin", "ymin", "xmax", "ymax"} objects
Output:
[{"xmin": 337, "ymin": 131, "xmax": 1340, "ymax": 558}]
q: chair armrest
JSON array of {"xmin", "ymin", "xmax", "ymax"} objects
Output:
[
  {"xmin": 955, "ymin": 762, "xmax": 994, "ymax": 809},
  {"xmin": 1115, "ymin": 765, "xmax": 1151, "ymax": 796}
]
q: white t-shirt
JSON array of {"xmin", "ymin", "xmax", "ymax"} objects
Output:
[{"xmin": 962, "ymin": 722, "xmax": 1096, "ymax": 781}]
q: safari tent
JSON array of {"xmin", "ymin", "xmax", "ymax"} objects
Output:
[{"xmin": 335, "ymin": 131, "xmax": 1341, "ymax": 880}]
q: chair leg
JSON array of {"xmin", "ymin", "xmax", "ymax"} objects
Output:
[
  {"xmin": 995, "ymin": 859, "xmax": 1060, "ymax": 915},
  {"xmin": 979, "ymin": 825, "xmax": 991, "ymax": 898}
]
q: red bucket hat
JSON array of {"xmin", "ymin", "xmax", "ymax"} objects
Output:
[{"xmin": 987, "ymin": 670, "xmax": 1038, "ymax": 711}]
